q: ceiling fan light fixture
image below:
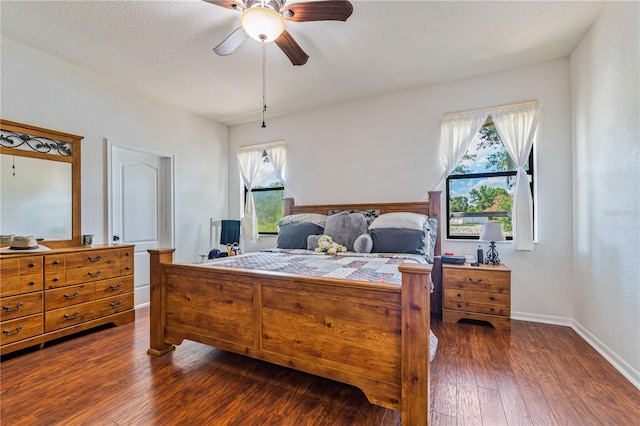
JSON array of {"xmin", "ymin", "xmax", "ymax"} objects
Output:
[{"xmin": 240, "ymin": 7, "xmax": 285, "ymax": 42}]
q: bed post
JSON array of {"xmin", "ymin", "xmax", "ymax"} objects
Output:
[
  {"xmin": 147, "ymin": 248, "xmax": 176, "ymax": 356},
  {"xmin": 283, "ymin": 197, "xmax": 294, "ymax": 217},
  {"xmin": 399, "ymin": 263, "xmax": 431, "ymax": 425}
]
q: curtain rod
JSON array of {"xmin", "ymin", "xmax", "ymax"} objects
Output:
[{"xmin": 442, "ymin": 99, "xmax": 540, "ymax": 118}]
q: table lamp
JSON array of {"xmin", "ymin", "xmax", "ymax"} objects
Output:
[{"xmin": 480, "ymin": 221, "xmax": 506, "ymax": 265}]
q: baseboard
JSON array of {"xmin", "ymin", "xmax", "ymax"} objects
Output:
[{"xmin": 512, "ymin": 311, "xmax": 640, "ymax": 390}]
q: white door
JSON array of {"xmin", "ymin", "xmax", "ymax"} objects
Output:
[{"xmin": 109, "ymin": 144, "xmax": 174, "ymax": 307}]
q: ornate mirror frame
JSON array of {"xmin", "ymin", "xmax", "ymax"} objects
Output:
[{"xmin": 0, "ymin": 119, "xmax": 83, "ymax": 248}]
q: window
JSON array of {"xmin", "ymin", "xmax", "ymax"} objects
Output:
[
  {"xmin": 248, "ymin": 153, "xmax": 284, "ymax": 234},
  {"xmin": 446, "ymin": 119, "xmax": 534, "ymax": 239}
]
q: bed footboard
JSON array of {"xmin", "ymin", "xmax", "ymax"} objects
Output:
[{"xmin": 148, "ymin": 249, "xmax": 430, "ymax": 425}]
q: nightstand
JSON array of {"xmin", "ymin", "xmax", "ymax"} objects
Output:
[{"xmin": 442, "ymin": 263, "xmax": 511, "ymax": 330}]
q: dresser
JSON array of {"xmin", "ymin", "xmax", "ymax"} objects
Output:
[
  {"xmin": 442, "ymin": 263, "xmax": 511, "ymax": 330},
  {"xmin": 0, "ymin": 245, "xmax": 135, "ymax": 355}
]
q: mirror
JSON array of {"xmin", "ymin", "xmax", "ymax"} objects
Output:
[{"xmin": 0, "ymin": 120, "xmax": 82, "ymax": 248}]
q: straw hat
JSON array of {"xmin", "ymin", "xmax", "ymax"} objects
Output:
[{"xmin": 0, "ymin": 236, "xmax": 51, "ymax": 254}]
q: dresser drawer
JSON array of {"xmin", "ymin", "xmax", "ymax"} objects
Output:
[
  {"xmin": 65, "ymin": 249, "xmax": 120, "ymax": 269},
  {"xmin": 95, "ymin": 293, "xmax": 134, "ymax": 317},
  {"xmin": 120, "ymin": 247, "xmax": 134, "ymax": 276},
  {"xmin": 45, "ymin": 271, "xmax": 67, "ymax": 289},
  {"xmin": 475, "ymin": 303, "xmax": 510, "ymax": 316},
  {"xmin": 0, "ymin": 258, "xmax": 19, "ymax": 278},
  {"xmin": 95, "ymin": 276, "xmax": 134, "ymax": 299},
  {"xmin": 45, "ymin": 284, "xmax": 95, "ymax": 311},
  {"xmin": 45, "ymin": 302, "xmax": 95, "ymax": 332},
  {"xmin": 19, "ymin": 256, "xmax": 43, "ymax": 275},
  {"xmin": 44, "ymin": 254, "xmax": 66, "ymax": 272},
  {"xmin": 65, "ymin": 263, "xmax": 121, "ymax": 286},
  {"xmin": 19, "ymin": 273, "xmax": 43, "ymax": 293},
  {"xmin": 444, "ymin": 288, "xmax": 510, "ymax": 307},
  {"xmin": 1, "ymin": 292, "xmax": 43, "ymax": 321},
  {"xmin": 444, "ymin": 268, "xmax": 510, "ymax": 293},
  {"xmin": 1, "ymin": 314, "xmax": 43, "ymax": 345},
  {"xmin": 0, "ymin": 276, "xmax": 20, "ymax": 297}
]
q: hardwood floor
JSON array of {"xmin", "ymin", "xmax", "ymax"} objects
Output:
[{"xmin": 1, "ymin": 307, "xmax": 638, "ymax": 425}]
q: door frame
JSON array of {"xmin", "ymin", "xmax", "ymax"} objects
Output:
[{"xmin": 106, "ymin": 141, "xmax": 175, "ymax": 303}]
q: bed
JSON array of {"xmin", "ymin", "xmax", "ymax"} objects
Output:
[{"xmin": 148, "ymin": 191, "xmax": 442, "ymax": 425}]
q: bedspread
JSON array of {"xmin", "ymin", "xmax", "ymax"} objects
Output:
[{"xmin": 201, "ymin": 249, "xmax": 427, "ymax": 285}]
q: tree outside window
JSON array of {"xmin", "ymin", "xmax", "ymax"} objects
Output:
[
  {"xmin": 446, "ymin": 120, "xmax": 533, "ymax": 239},
  {"xmin": 249, "ymin": 155, "xmax": 284, "ymax": 234}
]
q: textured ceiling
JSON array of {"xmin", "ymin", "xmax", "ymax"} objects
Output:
[{"xmin": 1, "ymin": 0, "xmax": 605, "ymax": 125}]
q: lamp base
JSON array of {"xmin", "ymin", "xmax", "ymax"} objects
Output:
[{"xmin": 485, "ymin": 241, "xmax": 501, "ymax": 265}]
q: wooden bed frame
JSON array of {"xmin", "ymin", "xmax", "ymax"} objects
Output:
[{"xmin": 148, "ymin": 191, "xmax": 442, "ymax": 425}]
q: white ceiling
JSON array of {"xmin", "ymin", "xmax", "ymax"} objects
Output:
[{"xmin": 1, "ymin": 0, "xmax": 605, "ymax": 126}]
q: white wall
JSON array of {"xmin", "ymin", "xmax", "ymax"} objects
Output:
[
  {"xmin": 229, "ymin": 58, "xmax": 575, "ymax": 322},
  {"xmin": 1, "ymin": 38, "xmax": 229, "ymax": 264},
  {"xmin": 570, "ymin": 2, "xmax": 640, "ymax": 384}
]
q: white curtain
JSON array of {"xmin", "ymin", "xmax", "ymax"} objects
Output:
[
  {"xmin": 264, "ymin": 141, "xmax": 288, "ymax": 197},
  {"xmin": 436, "ymin": 111, "xmax": 490, "ymax": 187},
  {"xmin": 237, "ymin": 145, "xmax": 265, "ymax": 241},
  {"xmin": 492, "ymin": 103, "xmax": 540, "ymax": 251}
]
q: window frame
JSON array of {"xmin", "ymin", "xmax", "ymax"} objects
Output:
[{"xmin": 445, "ymin": 127, "xmax": 535, "ymax": 241}]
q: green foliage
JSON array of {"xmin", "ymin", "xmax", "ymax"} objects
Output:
[
  {"xmin": 478, "ymin": 124, "xmax": 516, "ymax": 172},
  {"xmin": 468, "ymin": 186, "xmax": 509, "ymax": 212},
  {"xmin": 451, "ymin": 153, "xmax": 476, "ymax": 175},
  {"xmin": 450, "ymin": 196, "xmax": 469, "ymax": 212},
  {"xmin": 253, "ymin": 189, "xmax": 283, "ymax": 233}
]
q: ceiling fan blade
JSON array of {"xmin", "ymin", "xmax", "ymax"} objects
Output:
[
  {"xmin": 213, "ymin": 27, "xmax": 249, "ymax": 56},
  {"xmin": 202, "ymin": 0, "xmax": 245, "ymax": 12},
  {"xmin": 281, "ymin": 0, "xmax": 353, "ymax": 22},
  {"xmin": 274, "ymin": 30, "xmax": 309, "ymax": 66}
]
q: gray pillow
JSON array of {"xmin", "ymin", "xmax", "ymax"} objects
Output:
[
  {"xmin": 371, "ymin": 228, "xmax": 426, "ymax": 255},
  {"xmin": 276, "ymin": 223, "xmax": 324, "ymax": 249},
  {"xmin": 353, "ymin": 233, "xmax": 373, "ymax": 253},
  {"xmin": 324, "ymin": 212, "xmax": 369, "ymax": 252},
  {"xmin": 307, "ymin": 234, "xmax": 322, "ymax": 251}
]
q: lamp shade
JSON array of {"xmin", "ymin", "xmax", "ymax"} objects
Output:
[
  {"xmin": 240, "ymin": 7, "xmax": 285, "ymax": 42},
  {"xmin": 480, "ymin": 221, "xmax": 506, "ymax": 242}
]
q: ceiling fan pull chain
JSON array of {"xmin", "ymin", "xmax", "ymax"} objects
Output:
[{"xmin": 262, "ymin": 38, "xmax": 267, "ymax": 128}]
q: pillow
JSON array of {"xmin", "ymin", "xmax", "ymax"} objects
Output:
[
  {"xmin": 278, "ymin": 213, "xmax": 327, "ymax": 228},
  {"xmin": 371, "ymin": 228, "xmax": 426, "ymax": 255},
  {"xmin": 324, "ymin": 212, "xmax": 368, "ymax": 252},
  {"xmin": 276, "ymin": 223, "xmax": 324, "ymax": 249},
  {"xmin": 307, "ymin": 234, "xmax": 322, "ymax": 251},
  {"xmin": 353, "ymin": 233, "xmax": 373, "ymax": 253},
  {"xmin": 328, "ymin": 209, "xmax": 380, "ymax": 226},
  {"xmin": 368, "ymin": 212, "xmax": 428, "ymax": 231}
]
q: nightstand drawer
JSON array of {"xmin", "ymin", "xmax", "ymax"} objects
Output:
[
  {"xmin": 444, "ymin": 288, "xmax": 509, "ymax": 306},
  {"xmin": 444, "ymin": 268, "xmax": 510, "ymax": 293}
]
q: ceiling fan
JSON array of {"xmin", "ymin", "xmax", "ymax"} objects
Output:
[{"xmin": 204, "ymin": 0, "xmax": 353, "ymax": 66}]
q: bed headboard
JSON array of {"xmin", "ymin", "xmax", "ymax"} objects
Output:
[{"xmin": 282, "ymin": 191, "xmax": 442, "ymax": 256}]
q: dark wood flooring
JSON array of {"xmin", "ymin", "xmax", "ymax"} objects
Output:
[{"xmin": 1, "ymin": 307, "xmax": 638, "ymax": 425}]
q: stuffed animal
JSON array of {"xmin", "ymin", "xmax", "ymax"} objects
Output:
[{"xmin": 314, "ymin": 235, "xmax": 347, "ymax": 255}]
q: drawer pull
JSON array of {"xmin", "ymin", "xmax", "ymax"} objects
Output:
[
  {"xmin": 53, "ymin": 277, "xmax": 60, "ymax": 282},
  {"xmin": 88, "ymin": 271, "xmax": 102, "ymax": 278},
  {"xmin": 53, "ymin": 260, "xmax": 61, "ymax": 265},
  {"xmin": 88, "ymin": 255, "xmax": 102, "ymax": 263},
  {"xmin": 28, "ymin": 262, "xmax": 36, "ymax": 268},
  {"xmin": 109, "ymin": 300, "xmax": 123, "ymax": 308},
  {"xmin": 457, "ymin": 303, "xmax": 462, "ymax": 308},
  {"xmin": 457, "ymin": 293, "xmax": 462, "ymax": 298},
  {"xmin": 490, "ymin": 307, "xmax": 495, "ymax": 312},
  {"xmin": 64, "ymin": 311, "xmax": 80, "ymax": 320},
  {"xmin": 2, "ymin": 325, "xmax": 23, "ymax": 336},
  {"xmin": 28, "ymin": 281, "xmax": 36, "ymax": 286},
  {"xmin": 125, "ymin": 266, "xmax": 131, "ymax": 271},
  {"xmin": 109, "ymin": 283, "xmax": 123, "ymax": 290},
  {"xmin": 468, "ymin": 278, "xmax": 483, "ymax": 284},
  {"xmin": 64, "ymin": 291, "xmax": 80, "ymax": 300},
  {"xmin": 489, "ymin": 296, "xmax": 496, "ymax": 301},
  {"xmin": 125, "ymin": 252, "xmax": 131, "ymax": 257},
  {"xmin": 3, "ymin": 302, "xmax": 24, "ymax": 312}
]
